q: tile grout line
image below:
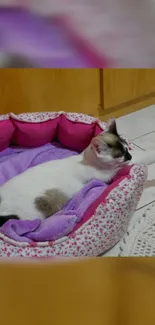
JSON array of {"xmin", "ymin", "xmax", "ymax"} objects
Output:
[
  {"xmin": 136, "ymin": 200, "xmax": 155, "ymax": 211},
  {"xmin": 130, "ymin": 129, "xmax": 155, "ymax": 141},
  {"xmin": 132, "ymin": 143, "xmax": 145, "ymax": 151}
]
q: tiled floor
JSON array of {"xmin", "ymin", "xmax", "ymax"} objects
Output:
[{"xmin": 105, "ymin": 104, "xmax": 155, "ymax": 256}]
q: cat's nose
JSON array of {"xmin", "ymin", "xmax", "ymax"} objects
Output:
[{"xmin": 124, "ymin": 151, "xmax": 132, "ymax": 161}]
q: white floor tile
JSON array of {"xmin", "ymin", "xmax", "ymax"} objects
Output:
[
  {"xmin": 133, "ymin": 131, "xmax": 155, "ymax": 150},
  {"xmin": 104, "ymin": 242, "xmax": 121, "ymax": 256},
  {"xmin": 137, "ymin": 163, "xmax": 155, "ymax": 209},
  {"xmin": 116, "ymin": 105, "xmax": 155, "ymax": 140}
]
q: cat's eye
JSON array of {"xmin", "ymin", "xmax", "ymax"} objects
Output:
[{"xmin": 107, "ymin": 143, "xmax": 113, "ymax": 149}]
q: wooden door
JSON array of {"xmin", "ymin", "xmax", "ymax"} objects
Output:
[
  {"xmin": 0, "ymin": 69, "xmax": 100, "ymax": 116},
  {"xmin": 100, "ymin": 69, "xmax": 155, "ymax": 119}
]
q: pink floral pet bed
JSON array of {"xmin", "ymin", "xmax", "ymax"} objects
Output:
[{"xmin": 0, "ymin": 112, "xmax": 147, "ymax": 257}]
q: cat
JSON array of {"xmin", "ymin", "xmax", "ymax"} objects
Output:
[{"xmin": 0, "ymin": 117, "xmax": 154, "ymax": 226}]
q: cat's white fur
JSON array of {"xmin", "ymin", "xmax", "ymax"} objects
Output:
[
  {"xmin": 0, "ymin": 119, "xmax": 154, "ymax": 221},
  {"xmin": 0, "ymin": 153, "xmax": 116, "ymax": 220},
  {"xmin": 0, "ymin": 146, "xmax": 154, "ymax": 221}
]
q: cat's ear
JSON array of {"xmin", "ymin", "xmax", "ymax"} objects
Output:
[
  {"xmin": 91, "ymin": 137, "xmax": 108, "ymax": 154},
  {"xmin": 105, "ymin": 117, "xmax": 118, "ymax": 135}
]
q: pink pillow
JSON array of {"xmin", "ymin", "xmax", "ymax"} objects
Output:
[
  {"xmin": 58, "ymin": 115, "xmax": 95, "ymax": 151},
  {"xmin": 11, "ymin": 118, "xmax": 59, "ymax": 147},
  {"xmin": 0, "ymin": 119, "xmax": 15, "ymax": 152}
]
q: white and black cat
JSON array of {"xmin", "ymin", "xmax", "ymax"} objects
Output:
[{"xmin": 0, "ymin": 118, "xmax": 154, "ymax": 225}]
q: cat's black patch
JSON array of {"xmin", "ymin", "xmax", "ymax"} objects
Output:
[{"xmin": 0, "ymin": 215, "xmax": 19, "ymax": 227}]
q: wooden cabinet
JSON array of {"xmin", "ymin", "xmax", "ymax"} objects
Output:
[
  {"xmin": 0, "ymin": 69, "xmax": 155, "ymax": 120},
  {"xmin": 0, "ymin": 69, "xmax": 100, "ymax": 116},
  {"xmin": 103, "ymin": 69, "xmax": 155, "ymax": 108},
  {"xmin": 118, "ymin": 258, "xmax": 155, "ymax": 325},
  {"xmin": 100, "ymin": 69, "xmax": 155, "ymax": 120},
  {"xmin": 0, "ymin": 259, "xmax": 119, "ymax": 325},
  {"xmin": 1, "ymin": 258, "xmax": 155, "ymax": 325}
]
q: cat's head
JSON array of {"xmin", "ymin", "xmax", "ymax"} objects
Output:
[{"xmin": 87, "ymin": 118, "xmax": 132, "ymax": 167}]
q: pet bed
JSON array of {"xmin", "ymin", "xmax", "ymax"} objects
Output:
[{"xmin": 0, "ymin": 111, "xmax": 147, "ymax": 257}]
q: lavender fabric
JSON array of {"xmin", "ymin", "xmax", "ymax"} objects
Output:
[
  {"xmin": 0, "ymin": 143, "xmax": 108, "ymax": 243},
  {"xmin": 0, "ymin": 8, "xmax": 92, "ymax": 67}
]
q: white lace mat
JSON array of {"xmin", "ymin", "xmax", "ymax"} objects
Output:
[{"xmin": 104, "ymin": 203, "xmax": 155, "ymax": 256}]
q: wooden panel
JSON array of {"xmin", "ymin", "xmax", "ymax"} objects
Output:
[
  {"xmin": 103, "ymin": 69, "xmax": 155, "ymax": 109},
  {"xmin": 99, "ymin": 93, "xmax": 155, "ymax": 121},
  {"xmin": 121, "ymin": 259, "xmax": 155, "ymax": 325},
  {"xmin": 0, "ymin": 259, "xmax": 120, "ymax": 325},
  {"xmin": 1, "ymin": 258, "xmax": 155, "ymax": 325},
  {"xmin": 0, "ymin": 69, "xmax": 100, "ymax": 116}
]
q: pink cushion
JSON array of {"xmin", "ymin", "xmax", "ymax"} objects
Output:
[
  {"xmin": 112, "ymin": 165, "xmax": 132, "ymax": 182},
  {"xmin": 11, "ymin": 118, "xmax": 59, "ymax": 147},
  {"xmin": 94, "ymin": 123, "xmax": 104, "ymax": 136},
  {"xmin": 0, "ymin": 119, "xmax": 15, "ymax": 152},
  {"xmin": 58, "ymin": 115, "xmax": 95, "ymax": 151}
]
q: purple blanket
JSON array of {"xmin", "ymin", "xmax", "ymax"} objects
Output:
[{"xmin": 0, "ymin": 143, "xmax": 107, "ymax": 242}]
